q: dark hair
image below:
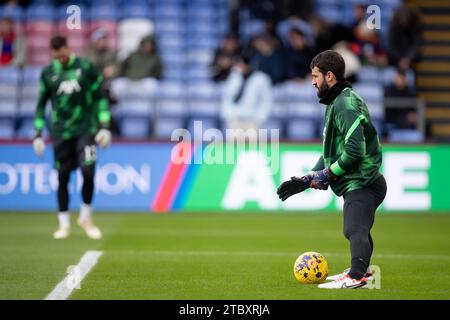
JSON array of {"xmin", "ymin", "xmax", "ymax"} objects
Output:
[
  {"xmin": 310, "ymin": 50, "xmax": 346, "ymax": 81},
  {"xmin": 50, "ymin": 35, "xmax": 68, "ymax": 50}
]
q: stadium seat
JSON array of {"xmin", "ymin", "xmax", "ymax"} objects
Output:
[
  {"xmin": 89, "ymin": 3, "xmax": 119, "ymax": 21},
  {"xmin": 120, "ymin": 117, "xmax": 151, "ymax": 138},
  {"xmin": 153, "ymin": 116, "xmax": 185, "ymax": 139},
  {"xmin": 187, "ymin": 116, "xmax": 219, "ymax": 137},
  {"xmin": 0, "ymin": 4, "xmax": 24, "ymax": 22},
  {"xmin": 25, "ymin": 4, "xmax": 55, "ymax": 22},
  {"xmin": 352, "ymin": 83, "xmax": 383, "ymax": 102},
  {"xmin": 286, "ymin": 119, "xmax": 318, "ymax": 140},
  {"xmin": 285, "ymin": 81, "xmax": 317, "ymax": 102},
  {"xmin": 388, "ymin": 129, "xmax": 424, "ymax": 143},
  {"xmin": 157, "ymin": 81, "xmax": 186, "ymax": 99},
  {"xmin": 121, "ymin": 3, "xmax": 152, "ymax": 20},
  {"xmin": 15, "ymin": 118, "xmax": 36, "ymax": 138},
  {"xmin": 357, "ymin": 66, "xmax": 381, "ymax": 83},
  {"xmin": 0, "ymin": 119, "xmax": 15, "ymax": 138},
  {"xmin": 0, "ymin": 66, "xmax": 20, "ymax": 85}
]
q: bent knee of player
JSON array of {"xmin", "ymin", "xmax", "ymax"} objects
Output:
[{"xmin": 343, "ymin": 226, "xmax": 369, "ymax": 241}]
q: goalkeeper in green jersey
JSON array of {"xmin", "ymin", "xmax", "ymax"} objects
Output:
[
  {"xmin": 32, "ymin": 36, "xmax": 112, "ymax": 240},
  {"xmin": 277, "ymin": 50, "xmax": 387, "ymax": 289}
]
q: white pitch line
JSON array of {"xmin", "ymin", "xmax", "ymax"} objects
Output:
[{"xmin": 45, "ymin": 250, "xmax": 103, "ymax": 300}]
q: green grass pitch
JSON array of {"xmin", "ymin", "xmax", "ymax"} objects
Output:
[{"xmin": 0, "ymin": 212, "xmax": 449, "ymax": 300}]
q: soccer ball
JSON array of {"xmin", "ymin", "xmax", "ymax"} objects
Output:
[{"xmin": 293, "ymin": 251, "xmax": 329, "ymax": 284}]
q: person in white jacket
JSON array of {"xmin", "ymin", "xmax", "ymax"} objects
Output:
[{"xmin": 221, "ymin": 55, "xmax": 273, "ymax": 133}]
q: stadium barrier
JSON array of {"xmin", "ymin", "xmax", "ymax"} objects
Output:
[{"xmin": 0, "ymin": 142, "xmax": 448, "ymax": 212}]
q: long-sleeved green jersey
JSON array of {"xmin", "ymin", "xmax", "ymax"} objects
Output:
[
  {"xmin": 34, "ymin": 54, "xmax": 110, "ymax": 140},
  {"xmin": 312, "ymin": 84, "xmax": 382, "ymax": 196}
]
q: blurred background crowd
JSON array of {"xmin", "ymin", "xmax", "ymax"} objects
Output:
[{"xmin": 0, "ymin": 0, "xmax": 449, "ymax": 142}]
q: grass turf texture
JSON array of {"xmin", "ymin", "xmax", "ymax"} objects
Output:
[{"xmin": 0, "ymin": 212, "xmax": 449, "ymax": 300}]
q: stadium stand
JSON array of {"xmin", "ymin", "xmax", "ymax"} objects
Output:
[{"xmin": 0, "ymin": 0, "xmax": 447, "ymax": 142}]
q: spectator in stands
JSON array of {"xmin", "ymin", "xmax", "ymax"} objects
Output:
[
  {"xmin": 388, "ymin": 4, "xmax": 421, "ymax": 70},
  {"xmin": 0, "ymin": 16, "xmax": 25, "ymax": 67},
  {"xmin": 85, "ymin": 28, "xmax": 118, "ymax": 81},
  {"xmin": 350, "ymin": 21, "xmax": 387, "ymax": 67},
  {"xmin": 111, "ymin": 35, "xmax": 163, "ymax": 102},
  {"xmin": 351, "ymin": 4, "xmax": 367, "ymax": 33},
  {"xmin": 221, "ymin": 54, "xmax": 272, "ymax": 134},
  {"xmin": 283, "ymin": 27, "xmax": 314, "ymax": 81},
  {"xmin": 119, "ymin": 34, "xmax": 163, "ymax": 80},
  {"xmin": 211, "ymin": 33, "xmax": 241, "ymax": 82},
  {"xmin": 249, "ymin": 33, "xmax": 284, "ymax": 84},
  {"xmin": 310, "ymin": 16, "xmax": 353, "ymax": 56},
  {"xmin": 384, "ymin": 68, "xmax": 417, "ymax": 132},
  {"xmin": 85, "ymin": 28, "xmax": 120, "ymax": 135},
  {"xmin": 384, "ymin": 68, "xmax": 416, "ymax": 98}
]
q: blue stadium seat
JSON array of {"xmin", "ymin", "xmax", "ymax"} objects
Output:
[
  {"xmin": 16, "ymin": 118, "xmax": 36, "ymax": 138},
  {"xmin": 163, "ymin": 67, "xmax": 186, "ymax": 82},
  {"xmin": 157, "ymin": 81, "xmax": 186, "ymax": 99},
  {"xmin": 388, "ymin": 129, "xmax": 423, "ymax": 143},
  {"xmin": 0, "ymin": 67, "xmax": 20, "ymax": 85},
  {"xmin": 120, "ymin": 117, "xmax": 151, "ymax": 138},
  {"xmin": 285, "ymin": 81, "xmax": 316, "ymax": 102},
  {"xmin": 25, "ymin": 4, "xmax": 55, "ymax": 22},
  {"xmin": 317, "ymin": 6, "xmax": 341, "ymax": 23},
  {"xmin": 188, "ymin": 81, "xmax": 221, "ymax": 101},
  {"xmin": 90, "ymin": 4, "xmax": 119, "ymax": 21},
  {"xmin": 187, "ymin": 116, "xmax": 219, "ymax": 136},
  {"xmin": 0, "ymin": 119, "xmax": 15, "ymax": 138},
  {"xmin": 187, "ymin": 66, "xmax": 210, "ymax": 82},
  {"xmin": 352, "ymin": 84, "xmax": 383, "ymax": 102},
  {"xmin": 0, "ymin": 4, "xmax": 24, "ymax": 22},
  {"xmin": 261, "ymin": 118, "xmax": 284, "ymax": 139},
  {"xmin": 286, "ymin": 119, "xmax": 317, "ymax": 140},
  {"xmin": 121, "ymin": 3, "xmax": 151, "ymax": 20},
  {"xmin": 22, "ymin": 66, "xmax": 43, "ymax": 84},
  {"xmin": 357, "ymin": 66, "xmax": 381, "ymax": 83},
  {"xmin": 154, "ymin": 4, "xmax": 184, "ymax": 20},
  {"xmin": 154, "ymin": 116, "xmax": 185, "ymax": 139},
  {"xmin": 155, "ymin": 21, "xmax": 185, "ymax": 34},
  {"xmin": 187, "ymin": 36, "xmax": 218, "ymax": 50}
]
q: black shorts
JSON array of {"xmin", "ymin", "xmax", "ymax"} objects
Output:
[{"xmin": 53, "ymin": 135, "xmax": 97, "ymax": 172}]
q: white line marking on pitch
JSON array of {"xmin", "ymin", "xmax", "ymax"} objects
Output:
[{"xmin": 45, "ymin": 250, "xmax": 103, "ymax": 300}]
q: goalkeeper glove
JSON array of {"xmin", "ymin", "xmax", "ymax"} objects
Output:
[
  {"xmin": 310, "ymin": 168, "xmax": 338, "ymax": 190},
  {"xmin": 95, "ymin": 128, "xmax": 112, "ymax": 149},
  {"xmin": 32, "ymin": 135, "xmax": 45, "ymax": 157},
  {"xmin": 277, "ymin": 174, "xmax": 313, "ymax": 201}
]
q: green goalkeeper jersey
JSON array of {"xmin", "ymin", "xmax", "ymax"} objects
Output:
[
  {"xmin": 312, "ymin": 83, "xmax": 382, "ymax": 196},
  {"xmin": 34, "ymin": 54, "xmax": 110, "ymax": 140}
]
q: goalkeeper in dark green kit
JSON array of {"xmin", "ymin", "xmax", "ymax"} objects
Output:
[
  {"xmin": 32, "ymin": 36, "xmax": 111, "ymax": 240},
  {"xmin": 277, "ymin": 50, "xmax": 387, "ymax": 289}
]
